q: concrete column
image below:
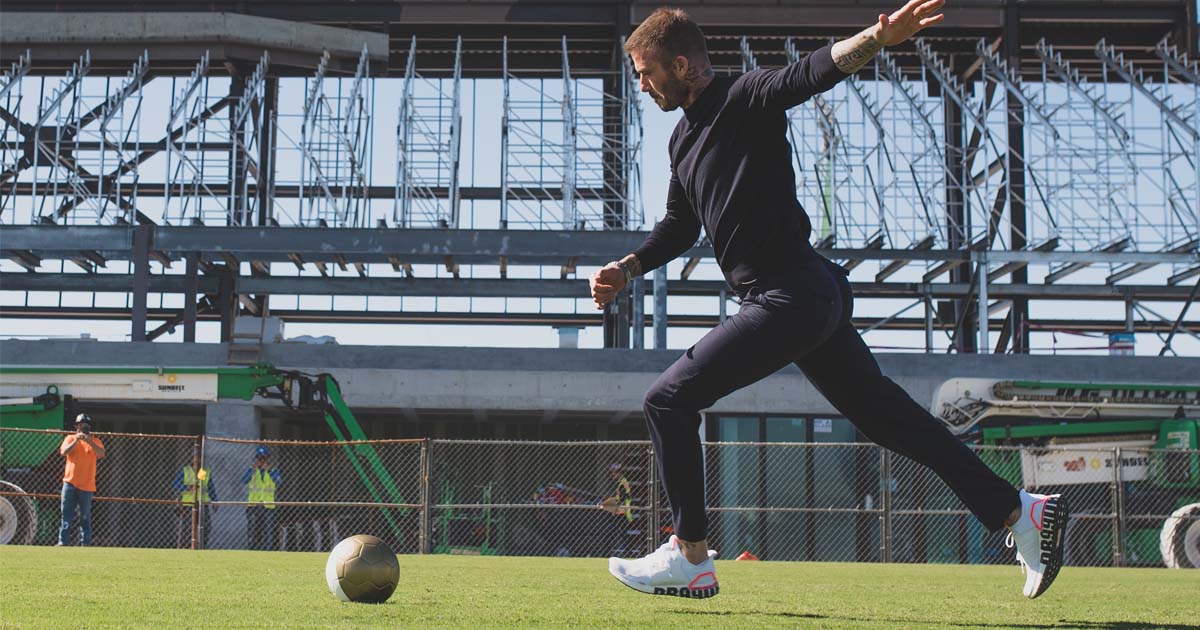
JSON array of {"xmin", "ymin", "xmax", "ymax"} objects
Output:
[{"xmin": 204, "ymin": 402, "xmax": 260, "ymax": 550}]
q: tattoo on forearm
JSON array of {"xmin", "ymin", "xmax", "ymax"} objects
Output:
[
  {"xmin": 832, "ymin": 28, "xmax": 884, "ymax": 74},
  {"xmin": 619, "ymin": 254, "xmax": 642, "ymax": 278}
]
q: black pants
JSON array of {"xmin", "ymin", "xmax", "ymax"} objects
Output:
[
  {"xmin": 246, "ymin": 505, "xmax": 276, "ymax": 551},
  {"xmin": 643, "ymin": 257, "xmax": 1020, "ymax": 542}
]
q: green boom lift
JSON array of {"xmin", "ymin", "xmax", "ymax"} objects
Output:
[
  {"xmin": 933, "ymin": 379, "xmax": 1200, "ymax": 568},
  {"xmin": 0, "ymin": 363, "xmax": 406, "ymax": 546}
]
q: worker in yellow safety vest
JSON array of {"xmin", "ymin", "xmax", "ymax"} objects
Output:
[
  {"xmin": 602, "ymin": 463, "xmax": 634, "ymax": 523},
  {"xmin": 600, "ymin": 462, "xmax": 636, "ymax": 556},
  {"xmin": 173, "ymin": 461, "xmax": 217, "ymax": 548},
  {"xmin": 242, "ymin": 445, "xmax": 280, "ymax": 550}
]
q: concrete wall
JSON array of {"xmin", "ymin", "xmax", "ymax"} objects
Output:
[{"xmin": 4, "ymin": 340, "xmax": 1198, "ymax": 417}]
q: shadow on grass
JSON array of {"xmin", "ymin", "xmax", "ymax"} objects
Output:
[{"xmin": 670, "ymin": 610, "xmax": 1200, "ymax": 629}]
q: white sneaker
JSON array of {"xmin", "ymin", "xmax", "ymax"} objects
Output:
[
  {"xmin": 1006, "ymin": 489, "xmax": 1070, "ymax": 599},
  {"xmin": 608, "ymin": 535, "xmax": 719, "ymax": 599}
]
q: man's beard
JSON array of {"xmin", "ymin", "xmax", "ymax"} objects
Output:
[{"xmin": 651, "ymin": 76, "xmax": 690, "ymax": 112}]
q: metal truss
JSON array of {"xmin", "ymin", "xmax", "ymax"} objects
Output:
[
  {"xmin": 230, "ymin": 53, "xmax": 271, "ymax": 228},
  {"xmin": 0, "ymin": 50, "xmax": 33, "ymax": 219},
  {"xmin": 164, "ymin": 52, "xmax": 233, "ymax": 226},
  {"xmin": 0, "ymin": 52, "xmax": 155, "ymax": 227},
  {"xmin": 1, "ymin": 35, "xmax": 1197, "ymax": 354},
  {"xmin": 395, "ymin": 36, "xmax": 462, "ymax": 229},
  {"xmin": 1028, "ymin": 39, "xmax": 1138, "ymax": 258},
  {"xmin": 3, "ymin": 51, "xmax": 150, "ymax": 227},
  {"xmin": 914, "ymin": 39, "xmax": 1010, "ymax": 251},
  {"xmin": 1092, "ymin": 38, "xmax": 1200, "ymax": 284},
  {"xmin": 574, "ymin": 37, "xmax": 642, "ymax": 231},
  {"xmin": 277, "ymin": 46, "xmax": 372, "ymax": 227},
  {"xmin": 779, "ymin": 38, "xmax": 879, "ymax": 251},
  {"xmin": 762, "ymin": 38, "xmax": 948, "ymax": 258},
  {"xmin": 501, "ymin": 36, "xmax": 642, "ymax": 230}
]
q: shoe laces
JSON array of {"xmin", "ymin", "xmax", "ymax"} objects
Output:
[{"xmin": 1005, "ymin": 532, "xmax": 1028, "ymax": 576}]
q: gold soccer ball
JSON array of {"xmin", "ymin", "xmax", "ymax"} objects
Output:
[{"xmin": 325, "ymin": 534, "xmax": 400, "ymax": 603}]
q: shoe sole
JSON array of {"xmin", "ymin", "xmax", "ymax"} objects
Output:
[
  {"xmin": 1030, "ymin": 494, "xmax": 1070, "ymax": 599},
  {"xmin": 608, "ymin": 566, "xmax": 720, "ymax": 599}
]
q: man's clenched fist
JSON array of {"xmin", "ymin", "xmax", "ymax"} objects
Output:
[{"xmin": 589, "ymin": 263, "xmax": 627, "ymax": 310}]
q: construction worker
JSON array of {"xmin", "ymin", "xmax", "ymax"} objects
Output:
[
  {"xmin": 57, "ymin": 413, "xmax": 105, "ymax": 546},
  {"xmin": 602, "ymin": 463, "xmax": 634, "ymax": 523},
  {"xmin": 173, "ymin": 456, "xmax": 217, "ymax": 548},
  {"xmin": 601, "ymin": 463, "xmax": 635, "ymax": 555},
  {"xmin": 242, "ymin": 445, "xmax": 280, "ymax": 550}
]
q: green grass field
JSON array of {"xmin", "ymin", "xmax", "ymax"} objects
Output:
[{"xmin": 1, "ymin": 547, "xmax": 1197, "ymax": 629}]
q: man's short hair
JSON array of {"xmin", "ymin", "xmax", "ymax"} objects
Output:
[{"xmin": 624, "ymin": 7, "xmax": 709, "ymax": 65}]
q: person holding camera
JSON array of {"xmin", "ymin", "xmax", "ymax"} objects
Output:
[
  {"xmin": 57, "ymin": 413, "xmax": 106, "ymax": 546},
  {"xmin": 242, "ymin": 445, "xmax": 281, "ymax": 551}
]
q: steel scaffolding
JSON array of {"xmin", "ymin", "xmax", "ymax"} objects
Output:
[
  {"xmin": 395, "ymin": 36, "xmax": 463, "ymax": 229},
  {"xmin": 277, "ymin": 46, "xmax": 372, "ymax": 228},
  {"xmin": 0, "ymin": 34, "xmax": 1196, "ymax": 353},
  {"xmin": 501, "ymin": 36, "xmax": 642, "ymax": 230},
  {"xmin": 164, "ymin": 53, "xmax": 236, "ymax": 226},
  {"xmin": 3, "ymin": 52, "xmax": 153, "ymax": 227},
  {"xmin": 0, "ymin": 50, "xmax": 32, "ymax": 220}
]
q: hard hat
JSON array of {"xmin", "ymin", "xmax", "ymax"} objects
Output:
[{"xmin": 254, "ymin": 446, "xmax": 270, "ymax": 458}]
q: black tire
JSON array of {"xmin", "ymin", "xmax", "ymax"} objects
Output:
[
  {"xmin": 0, "ymin": 481, "xmax": 38, "ymax": 546},
  {"xmin": 1160, "ymin": 503, "xmax": 1200, "ymax": 569}
]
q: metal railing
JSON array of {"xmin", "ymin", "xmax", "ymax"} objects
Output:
[{"xmin": 2, "ymin": 429, "xmax": 1197, "ymax": 568}]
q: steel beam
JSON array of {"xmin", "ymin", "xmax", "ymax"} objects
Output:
[
  {"xmin": 4, "ymin": 226, "xmax": 1197, "ymax": 267},
  {"xmin": 2, "ymin": 305, "xmax": 1192, "ymax": 335},
  {"xmin": 5, "ymin": 273, "xmax": 1197, "ymax": 303},
  {"xmin": 130, "ymin": 223, "xmax": 151, "ymax": 341},
  {"xmin": 1005, "ymin": 0, "xmax": 1031, "ymax": 353},
  {"xmin": 184, "ymin": 252, "xmax": 199, "ymax": 342}
]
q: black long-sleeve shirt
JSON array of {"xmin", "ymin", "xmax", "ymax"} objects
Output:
[{"xmin": 633, "ymin": 44, "xmax": 850, "ymax": 290}]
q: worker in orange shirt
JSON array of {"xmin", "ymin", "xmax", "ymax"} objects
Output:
[{"xmin": 57, "ymin": 413, "xmax": 106, "ymax": 546}]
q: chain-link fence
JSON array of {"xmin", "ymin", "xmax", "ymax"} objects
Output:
[{"xmin": 2, "ymin": 428, "xmax": 1197, "ymax": 569}]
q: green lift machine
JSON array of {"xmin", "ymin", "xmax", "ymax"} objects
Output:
[{"xmin": 933, "ymin": 379, "xmax": 1200, "ymax": 568}]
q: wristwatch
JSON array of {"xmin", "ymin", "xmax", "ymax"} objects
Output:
[{"xmin": 616, "ymin": 260, "xmax": 634, "ymax": 286}]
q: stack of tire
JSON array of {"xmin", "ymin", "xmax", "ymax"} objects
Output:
[{"xmin": 1160, "ymin": 502, "xmax": 1200, "ymax": 569}]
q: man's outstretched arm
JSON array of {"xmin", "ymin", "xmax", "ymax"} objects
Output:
[
  {"xmin": 740, "ymin": 0, "xmax": 945, "ymax": 110},
  {"xmin": 831, "ymin": 0, "xmax": 945, "ymax": 74}
]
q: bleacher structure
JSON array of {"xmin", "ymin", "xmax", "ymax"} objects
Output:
[{"xmin": 0, "ymin": 1, "xmax": 1197, "ymax": 355}]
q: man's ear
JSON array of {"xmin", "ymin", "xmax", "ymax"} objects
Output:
[{"xmin": 672, "ymin": 55, "xmax": 690, "ymax": 79}]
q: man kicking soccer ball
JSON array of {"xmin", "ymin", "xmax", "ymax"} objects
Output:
[{"xmin": 593, "ymin": 0, "xmax": 1069, "ymax": 600}]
